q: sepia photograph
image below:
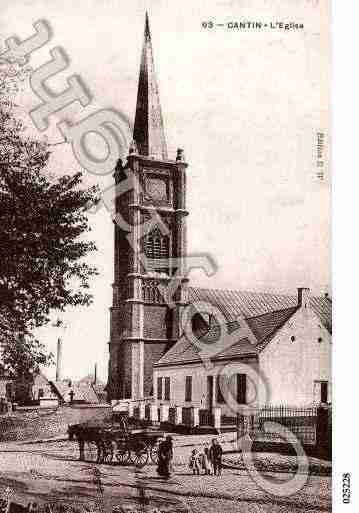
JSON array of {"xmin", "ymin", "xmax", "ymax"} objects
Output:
[{"xmin": 0, "ymin": 1, "xmax": 332, "ymax": 512}]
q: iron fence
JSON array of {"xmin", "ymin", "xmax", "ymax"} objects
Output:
[
  {"xmin": 221, "ymin": 415, "xmax": 237, "ymax": 426},
  {"xmin": 168, "ymin": 407, "xmax": 176, "ymax": 424},
  {"xmin": 199, "ymin": 409, "xmax": 214, "ymax": 426},
  {"xmin": 236, "ymin": 405, "xmax": 323, "ymax": 445}
]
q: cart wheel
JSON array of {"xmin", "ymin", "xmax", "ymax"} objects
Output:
[
  {"xmin": 66, "ymin": 438, "xmax": 82, "ymax": 461},
  {"xmin": 131, "ymin": 441, "xmax": 149, "ymax": 468},
  {"xmin": 84, "ymin": 441, "xmax": 101, "ymax": 463},
  {"xmin": 114, "ymin": 440, "xmax": 131, "ymax": 465},
  {"xmin": 150, "ymin": 443, "xmax": 159, "ymax": 464},
  {"xmin": 101, "ymin": 440, "xmax": 114, "ymax": 464}
]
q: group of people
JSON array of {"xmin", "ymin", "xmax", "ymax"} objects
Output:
[
  {"xmin": 156, "ymin": 436, "xmax": 223, "ymax": 479},
  {"xmin": 189, "ymin": 439, "xmax": 223, "ymax": 476}
]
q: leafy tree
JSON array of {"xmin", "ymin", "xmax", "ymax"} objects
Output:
[
  {"xmin": 1, "ymin": 334, "xmax": 53, "ymax": 378},
  {"xmin": 0, "ymin": 97, "xmax": 99, "ymax": 377}
]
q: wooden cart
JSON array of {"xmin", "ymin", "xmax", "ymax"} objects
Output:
[{"xmin": 68, "ymin": 416, "xmax": 164, "ymax": 468}]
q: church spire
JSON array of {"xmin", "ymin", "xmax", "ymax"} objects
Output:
[{"xmin": 133, "ymin": 12, "xmax": 168, "ymax": 160}]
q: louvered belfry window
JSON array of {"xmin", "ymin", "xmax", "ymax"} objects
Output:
[{"xmin": 144, "ymin": 228, "xmax": 170, "ymax": 273}]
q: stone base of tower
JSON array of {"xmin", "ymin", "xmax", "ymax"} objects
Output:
[
  {"xmin": 107, "ymin": 338, "xmax": 175, "ymax": 401},
  {"xmin": 143, "ymin": 341, "xmax": 173, "ymax": 396}
]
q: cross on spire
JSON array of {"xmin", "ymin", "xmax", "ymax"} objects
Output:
[{"xmin": 133, "ymin": 12, "xmax": 168, "ymax": 160}]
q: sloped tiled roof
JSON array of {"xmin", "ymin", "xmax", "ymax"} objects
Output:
[
  {"xmin": 51, "ymin": 381, "xmax": 99, "ymax": 403},
  {"xmin": 246, "ymin": 307, "xmax": 298, "ymax": 344},
  {"xmin": 188, "ymin": 287, "xmax": 331, "ymax": 332},
  {"xmin": 309, "ymin": 295, "xmax": 332, "ymax": 334},
  {"xmin": 188, "ymin": 287, "xmax": 293, "ymax": 320},
  {"xmin": 156, "ymin": 287, "xmax": 331, "ymax": 367},
  {"xmin": 154, "ymin": 336, "xmax": 200, "ymax": 366},
  {"xmin": 199, "ymin": 319, "xmax": 241, "ymax": 344},
  {"xmin": 77, "ymin": 383, "xmax": 99, "ymax": 403},
  {"xmin": 93, "ymin": 383, "xmax": 107, "ymax": 402},
  {"xmin": 50, "ymin": 381, "xmax": 70, "ymax": 400},
  {"xmin": 157, "ymin": 319, "xmax": 258, "ymax": 366}
]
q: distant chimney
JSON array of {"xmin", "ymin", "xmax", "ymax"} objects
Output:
[
  {"xmin": 297, "ymin": 287, "xmax": 310, "ymax": 309},
  {"xmin": 56, "ymin": 337, "xmax": 62, "ymax": 381},
  {"xmin": 94, "ymin": 363, "xmax": 97, "ymax": 385}
]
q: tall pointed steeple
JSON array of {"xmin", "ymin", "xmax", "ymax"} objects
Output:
[
  {"xmin": 133, "ymin": 12, "xmax": 168, "ymax": 160},
  {"xmin": 108, "ymin": 14, "xmax": 188, "ymax": 402}
]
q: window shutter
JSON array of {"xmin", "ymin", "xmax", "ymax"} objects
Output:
[
  {"xmin": 320, "ymin": 382, "xmax": 328, "ymax": 403},
  {"xmin": 185, "ymin": 376, "xmax": 192, "ymax": 402},
  {"xmin": 216, "ymin": 375, "xmax": 226, "ymax": 404},
  {"xmin": 237, "ymin": 374, "xmax": 247, "ymax": 404},
  {"xmin": 164, "ymin": 377, "xmax": 170, "ymax": 400},
  {"xmin": 157, "ymin": 377, "xmax": 162, "ymax": 400}
]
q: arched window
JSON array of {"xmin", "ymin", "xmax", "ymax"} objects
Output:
[
  {"xmin": 143, "ymin": 284, "xmax": 149, "ymax": 301},
  {"xmin": 142, "ymin": 281, "xmax": 164, "ymax": 304},
  {"xmin": 144, "ymin": 228, "xmax": 170, "ymax": 273}
]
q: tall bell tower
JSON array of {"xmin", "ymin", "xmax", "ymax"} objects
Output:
[{"xmin": 107, "ymin": 13, "xmax": 188, "ymax": 400}]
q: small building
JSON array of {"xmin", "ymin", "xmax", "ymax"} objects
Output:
[
  {"xmin": 9, "ymin": 371, "xmax": 55, "ymax": 405},
  {"xmin": 0, "ymin": 371, "xmax": 15, "ymax": 401},
  {"xmin": 153, "ymin": 287, "xmax": 331, "ymax": 416},
  {"xmin": 50, "ymin": 379, "xmax": 100, "ymax": 404},
  {"xmin": 31, "ymin": 371, "xmax": 53, "ymax": 400},
  {"xmin": 78, "ymin": 374, "xmax": 108, "ymax": 403}
]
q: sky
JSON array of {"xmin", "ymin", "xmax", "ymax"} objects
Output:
[{"xmin": 0, "ymin": 0, "xmax": 330, "ymax": 382}]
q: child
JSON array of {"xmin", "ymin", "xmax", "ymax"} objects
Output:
[{"xmin": 189, "ymin": 449, "xmax": 201, "ymax": 475}]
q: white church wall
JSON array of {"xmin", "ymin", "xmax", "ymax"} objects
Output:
[
  {"xmin": 259, "ymin": 306, "xmax": 331, "ymax": 406},
  {"xmin": 153, "ymin": 357, "xmax": 260, "ymax": 417}
]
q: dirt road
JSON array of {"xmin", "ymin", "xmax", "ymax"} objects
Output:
[{"xmin": 0, "ymin": 439, "xmax": 331, "ymax": 513}]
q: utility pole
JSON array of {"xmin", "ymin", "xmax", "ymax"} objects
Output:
[
  {"xmin": 52, "ymin": 319, "xmax": 67, "ymax": 382},
  {"xmin": 56, "ymin": 337, "xmax": 62, "ymax": 381}
]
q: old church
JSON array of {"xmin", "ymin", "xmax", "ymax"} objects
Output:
[{"xmin": 107, "ymin": 14, "xmax": 331, "ymax": 409}]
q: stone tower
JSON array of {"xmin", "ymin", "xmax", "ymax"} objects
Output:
[{"xmin": 107, "ymin": 14, "xmax": 188, "ymax": 401}]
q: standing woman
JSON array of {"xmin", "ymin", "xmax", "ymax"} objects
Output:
[
  {"xmin": 157, "ymin": 435, "xmax": 174, "ymax": 479},
  {"xmin": 209, "ymin": 438, "xmax": 223, "ymax": 476},
  {"xmin": 201, "ymin": 444, "xmax": 212, "ymax": 475}
]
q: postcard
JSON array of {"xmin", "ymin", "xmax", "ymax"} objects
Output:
[{"xmin": 0, "ymin": 1, "xmax": 332, "ymax": 512}]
